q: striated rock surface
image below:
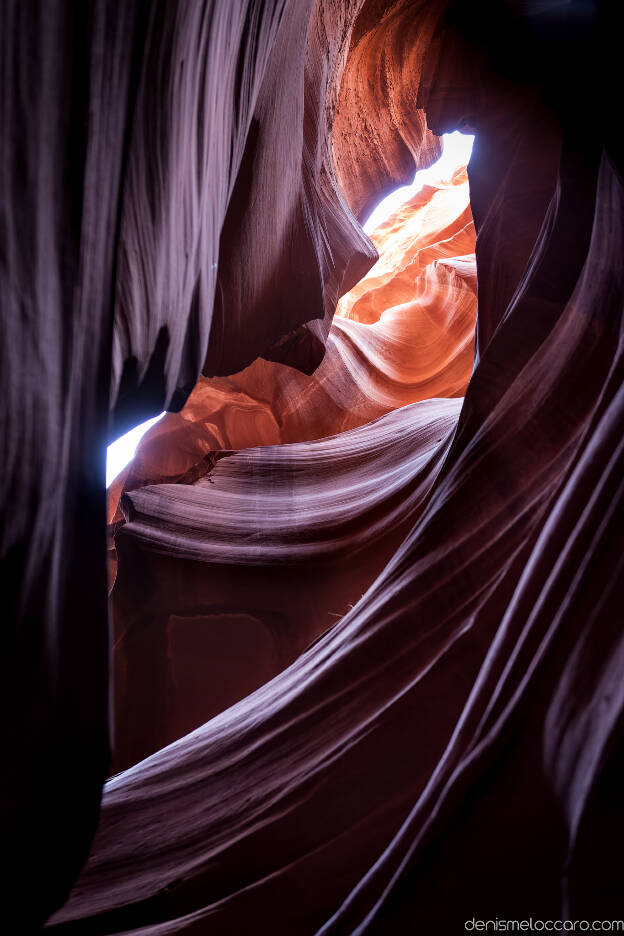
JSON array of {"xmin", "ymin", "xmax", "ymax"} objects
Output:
[
  {"xmin": 2, "ymin": 0, "xmax": 623, "ymax": 932},
  {"xmin": 331, "ymin": 0, "xmax": 443, "ymax": 221},
  {"xmin": 52, "ymin": 138, "xmax": 624, "ymax": 935},
  {"xmin": 2, "ymin": 0, "xmax": 448, "ymax": 927},
  {"xmin": 110, "ymin": 399, "xmax": 461, "ymax": 771},
  {"xmin": 105, "ymin": 165, "xmax": 476, "ymax": 771},
  {"xmin": 107, "ymin": 166, "xmax": 475, "ymax": 524},
  {"xmin": 2, "ymin": 1, "xmax": 295, "ymax": 924}
]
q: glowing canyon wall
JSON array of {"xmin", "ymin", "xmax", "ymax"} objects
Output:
[
  {"xmin": 106, "ymin": 166, "xmax": 476, "ymax": 772},
  {"xmin": 106, "ymin": 167, "xmax": 475, "ymax": 516},
  {"xmin": 1, "ymin": 0, "xmax": 623, "ymax": 933}
]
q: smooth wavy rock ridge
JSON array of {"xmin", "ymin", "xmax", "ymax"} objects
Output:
[{"xmin": 1, "ymin": 0, "xmax": 622, "ymax": 932}]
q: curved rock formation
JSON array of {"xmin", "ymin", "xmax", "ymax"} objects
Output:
[
  {"xmin": 104, "ymin": 164, "xmax": 476, "ymax": 771},
  {"xmin": 110, "ymin": 398, "xmax": 461, "ymax": 771},
  {"xmin": 52, "ymin": 141, "xmax": 624, "ymax": 936},
  {"xmin": 3, "ymin": 0, "xmax": 623, "ymax": 932},
  {"xmin": 3, "ymin": 1, "xmax": 449, "ymax": 926},
  {"xmin": 107, "ymin": 166, "xmax": 475, "ymax": 521},
  {"xmin": 331, "ymin": 0, "xmax": 443, "ymax": 221}
]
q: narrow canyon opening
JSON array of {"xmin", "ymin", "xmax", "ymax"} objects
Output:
[
  {"xmin": 104, "ymin": 130, "xmax": 478, "ymax": 774},
  {"xmin": 105, "ymin": 132, "xmax": 474, "ymax": 488},
  {"xmin": 4, "ymin": 2, "xmax": 622, "ymax": 933}
]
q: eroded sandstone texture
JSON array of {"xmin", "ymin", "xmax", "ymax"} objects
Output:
[
  {"xmin": 2, "ymin": 0, "xmax": 622, "ymax": 933},
  {"xmin": 106, "ymin": 166, "xmax": 475, "ymax": 518},
  {"xmin": 104, "ymin": 165, "xmax": 476, "ymax": 772}
]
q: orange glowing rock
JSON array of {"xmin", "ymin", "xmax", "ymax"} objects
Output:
[
  {"xmin": 103, "ymin": 162, "xmax": 477, "ymax": 772},
  {"xmin": 107, "ymin": 165, "xmax": 476, "ymax": 528}
]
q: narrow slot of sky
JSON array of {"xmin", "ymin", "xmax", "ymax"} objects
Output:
[
  {"xmin": 363, "ymin": 131, "xmax": 474, "ymax": 233},
  {"xmin": 106, "ymin": 414, "xmax": 164, "ymax": 487}
]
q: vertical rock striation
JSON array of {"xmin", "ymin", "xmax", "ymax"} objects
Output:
[{"xmin": 5, "ymin": 0, "xmax": 448, "ymax": 926}]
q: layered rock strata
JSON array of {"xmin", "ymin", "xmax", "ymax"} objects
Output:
[{"xmin": 2, "ymin": 0, "xmax": 622, "ymax": 932}]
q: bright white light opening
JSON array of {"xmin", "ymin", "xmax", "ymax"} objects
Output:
[
  {"xmin": 363, "ymin": 131, "xmax": 474, "ymax": 234},
  {"xmin": 106, "ymin": 413, "xmax": 165, "ymax": 487}
]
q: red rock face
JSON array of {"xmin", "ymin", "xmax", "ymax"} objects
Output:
[
  {"xmin": 2, "ymin": 0, "xmax": 623, "ymax": 933},
  {"xmin": 331, "ymin": 0, "xmax": 443, "ymax": 221},
  {"xmin": 107, "ymin": 167, "xmax": 475, "ymax": 508},
  {"xmin": 105, "ymin": 164, "xmax": 476, "ymax": 772}
]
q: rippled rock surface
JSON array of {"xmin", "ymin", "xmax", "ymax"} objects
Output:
[{"xmin": 2, "ymin": 0, "xmax": 622, "ymax": 932}]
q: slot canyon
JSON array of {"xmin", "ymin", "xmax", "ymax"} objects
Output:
[{"xmin": 1, "ymin": 1, "xmax": 622, "ymax": 933}]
